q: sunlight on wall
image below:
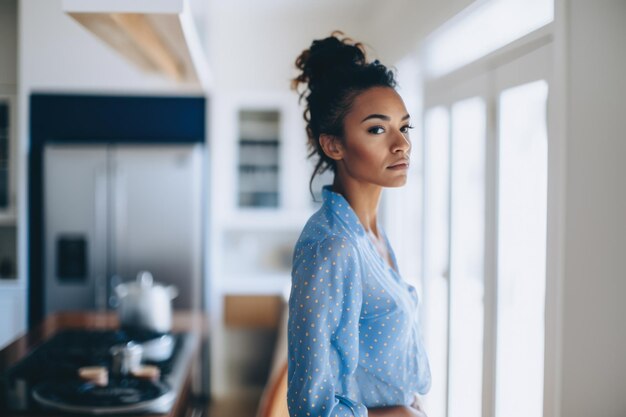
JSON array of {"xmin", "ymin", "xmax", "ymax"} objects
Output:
[{"xmin": 422, "ymin": 0, "xmax": 553, "ymax": 77}]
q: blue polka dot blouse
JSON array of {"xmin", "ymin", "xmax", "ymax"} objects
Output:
[{"xmin": 287, "ymin": 186, "xmax": 431, "ymax": 417}]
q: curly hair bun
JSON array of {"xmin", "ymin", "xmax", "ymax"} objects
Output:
[
  {"xmin": 292, "ymin": 31, "xmax": 367, "ymax": 91},
  {"xmin": 292, "ymin": 31, "xmax": 397, "ymax": 198}
]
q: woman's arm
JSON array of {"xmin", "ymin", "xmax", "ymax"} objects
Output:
[{"xmin": 288, "ymin": 237, "xmax": 368, "ymax": 417}]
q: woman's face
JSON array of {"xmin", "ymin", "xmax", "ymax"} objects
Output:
[{"xmin": 335, "ymin": 86, "xmax": 412, "ymax": 188}]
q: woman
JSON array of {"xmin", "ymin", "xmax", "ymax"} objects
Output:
[{"xmin": 287, "ymin": 32, "xmax": 431, "ymax": 417}]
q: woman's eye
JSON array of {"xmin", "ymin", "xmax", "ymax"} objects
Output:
[
  {"xmin": 368, "ymin": 126, "xmax": 385, "ymax": 134},
  {"xmin": 400, "ymin": 124, "xmax": 415, "ymax": 134}
]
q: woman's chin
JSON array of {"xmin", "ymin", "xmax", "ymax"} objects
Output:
[{"xmin": 385, "ymin": 176, "xmax": 409, "ymax": 188}]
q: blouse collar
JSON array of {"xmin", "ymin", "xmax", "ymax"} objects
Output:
[{"xmin": 321, "ymin": 185, "xmax": 366, "ymax": 237}]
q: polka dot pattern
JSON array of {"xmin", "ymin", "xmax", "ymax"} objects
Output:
[{"xmin": 287, "ymin": 186, "xmax": 431, "ymax": 417}]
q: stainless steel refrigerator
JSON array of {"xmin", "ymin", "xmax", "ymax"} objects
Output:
[{"xmin": 43, "ymin": 143, "xmax": 204, "ymax": 315}]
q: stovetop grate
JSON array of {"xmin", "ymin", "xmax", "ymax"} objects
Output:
[{"xmin": 4, "ymin": 329, "xmax": 184, "ymax": 385}]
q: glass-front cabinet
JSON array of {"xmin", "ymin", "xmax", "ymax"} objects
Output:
[
  {"xmin": 0, "ymin": 1, "xmax": 24, "ymax": 350},
  {"xmin": 0, "ymin": 95, "xmax": 17, "ymax": 282},
  {"xmin": 0, "ymin": 100, "xmax": 10, "ymax": 210},
  {"xmin": 211, "ymin": 92, "xmax": 313, "ymax": 289},
  {"xmin": 237, "ymin": 110, "xmax": 280, "ymax": 208},
  {"xmin": 0, "ymin": 92, "xmax": 23, "ymax": 351}
]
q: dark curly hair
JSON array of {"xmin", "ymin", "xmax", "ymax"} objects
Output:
[{"xmin": 291, "ymin": 31, "xmax": 398, "ymax": 197}]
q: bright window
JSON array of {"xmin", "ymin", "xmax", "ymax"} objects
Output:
[
  {"xmin": 419, "ymin": 3, "xmax": 552, "ymax": 416},
  {"xmin": 449, "ymin": 97, "xmax": 486, "ymax": 417},
  {"xmin": 496, "ymin": 80, "xmax": 548, "ymax": 417},
  {"xmin": 422, "ymin": 106, "xmax": 450, "ymax": 417}
]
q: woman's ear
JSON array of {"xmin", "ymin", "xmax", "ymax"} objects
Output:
[{"xmin": 319, "ymin": 134, "xmax": 344, "ymax": 161}]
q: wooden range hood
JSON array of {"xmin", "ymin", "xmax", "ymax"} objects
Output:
[{"xmin": 63, "ymin": 0, "xmax": 211, "ymax": 90}]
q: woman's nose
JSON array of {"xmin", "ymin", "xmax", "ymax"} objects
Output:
[{"xmin": 392, "ymin": 130, "xmax": 411, "ymax": 154}]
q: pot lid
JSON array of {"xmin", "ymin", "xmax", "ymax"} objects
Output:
[{"xmin": 115, "ymin": 271, "xmax": 178, "ymax": 300}]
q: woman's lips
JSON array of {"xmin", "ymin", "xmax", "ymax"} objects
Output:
[{"xmin": 387, "ymin": 160, "xmax": 410, "ymax": 170}]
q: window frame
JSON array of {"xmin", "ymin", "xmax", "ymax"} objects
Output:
[{"xmin": 420, "ymin": 24, "xmax": 555, "ymax": 417}]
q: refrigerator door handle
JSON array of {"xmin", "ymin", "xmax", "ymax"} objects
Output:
[
  {"xmin": 109, "ymin": 274, "xmax": 123, "ymax": 308},
  {"xmin": 94, "ymin": 165, "xmax": 108, "ymax": 311},
  {"xmin": 112, "ymin": 163, "xmax": 128, "ymax": 282}
]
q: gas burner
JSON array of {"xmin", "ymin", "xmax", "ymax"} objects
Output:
[
  {"xmin": 33, "ymin": 378, "xmax": 174, "ymax": 415},
  {"xmin": 2, "ymin": 329, "xmax": 197, "ymax": 415}
]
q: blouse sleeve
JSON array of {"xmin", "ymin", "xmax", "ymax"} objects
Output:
[{"xmin": 288, "ymin": 236, "xmax": 367, "ymax": 417}]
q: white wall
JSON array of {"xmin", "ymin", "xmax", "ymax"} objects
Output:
[
  {"xmin": 558, "ymin": 1, "xmax": 626, "ymax": 416},
  {"xmin": 355, "ymin": 0, "xmax": 474, "ymax": 65},
  {"xmin": 206, "ymin": 4, "xmax": 362, "ymax": 93}
]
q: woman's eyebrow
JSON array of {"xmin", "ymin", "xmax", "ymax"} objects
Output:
[{"xmin": 361, "ymin": 113, "xmax": 411, "ymax": 123}]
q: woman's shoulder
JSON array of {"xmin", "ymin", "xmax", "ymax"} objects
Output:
[
  {"xmin": 292, "ymin": 221, "xmax": 361, "ymax": 285},
  {"xmin": 295, "ymin": 209, "xmax": 357, "ymax": 253}
]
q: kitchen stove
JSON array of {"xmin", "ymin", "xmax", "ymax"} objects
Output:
[{"xmin": 1, "ymin": 329, "xmax": 197, "ymax": 414}]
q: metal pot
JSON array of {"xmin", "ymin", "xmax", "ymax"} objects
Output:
[
  {"xmin": 115, "ymin": 271, "xmax": 178, "ymax": 334},
  {"xmin": 110, "ymin": 342, "xmax": 143, "ymax": 376}
]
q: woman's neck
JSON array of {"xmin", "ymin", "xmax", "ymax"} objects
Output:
[{"xmin": 332, "ymin": 177, "xmax": 383, "ymax": 238}]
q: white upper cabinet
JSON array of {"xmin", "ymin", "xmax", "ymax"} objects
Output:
[
  {"xmin": 209, "ymin": 91, "xmax": 318, "ymax": 295},
  {"xmin": 63, "ymin": 0, "xmax": 212, "ymax": 89}
]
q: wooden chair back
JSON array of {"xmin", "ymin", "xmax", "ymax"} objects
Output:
[{"xmin": 255, "ymin": 361, "xmax": 289, "ymax": 417}]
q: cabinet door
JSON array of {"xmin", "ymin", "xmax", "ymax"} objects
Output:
[
  {"xmin": 0, "ymin": 288, "xmax": 26, "ymax": 349},
  {"xmin": 0, "ymin": 99, "xmax": 11, "ymax": 211}
]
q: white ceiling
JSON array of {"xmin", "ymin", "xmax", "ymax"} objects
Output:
[
  {"xmin": 202, "ymin": 0, "xmax": 475, "ymax": 62},
  {"xmin": 199, "ymin": 0, "xmax": 476, "ymax": 91}
]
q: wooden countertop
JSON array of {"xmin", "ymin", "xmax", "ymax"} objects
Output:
[{"xmin": 0, "ymin": 311, "xmax": 209, "ymax": 417}]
